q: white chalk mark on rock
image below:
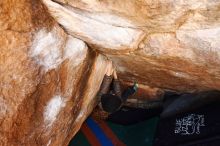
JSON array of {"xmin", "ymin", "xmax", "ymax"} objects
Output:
[
  {"xmin": 44, "ymin": 95, "xmax": 66, "ymax": 126},
  {"xmin": 30, "ymin": 27, "xmax": 64, "ymax": 71},
  {"xmin": 30, "ymin": 27, "xmax": 88, "ymax": 71},
  {"xmin": 74, "ymin": 109, "xmax": 86, "ymax": 123},
  {"xmin": 63, "ymin": 35, "xmax": 88, "ymax": 67}
]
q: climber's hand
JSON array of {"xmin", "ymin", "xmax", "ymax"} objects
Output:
[
  {"xmin": 106, "ymin": 60, "xmax": 114, "ymax": 76},
  {"xmin": 133, "ymin": 82, "xmax": 139, "ymax": 92},
  {"xmin": 113, "ymin": 69, "xmax": 118, "ymax": 79}
]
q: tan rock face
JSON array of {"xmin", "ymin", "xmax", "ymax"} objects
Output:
[
  {"xmin": 1, "ymin": 0, "xmax": 220, "ymax": 146},
  {"xmin": 0, "ymin": 0, "xmax": 108, "ymax": 145},
  {"xmin": 44, "ymin": 0, "xmax": 220, "ymax": 92}
]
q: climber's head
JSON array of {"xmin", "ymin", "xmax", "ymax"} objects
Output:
[{"xmin": 101, "ymin": 94, "xmax": 122, "ymax": 113}]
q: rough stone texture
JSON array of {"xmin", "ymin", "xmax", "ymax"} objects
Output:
[
  {"xmin": 44, "ymin": 0, "xmax": 220, "ymax": 92},
  {"xmin": 0, "ymin": 0, "xmax": 108, "ymax": 146},
  {"xmin": 1, "ymin": 0, "xmax": 220, "ymax": 146}
]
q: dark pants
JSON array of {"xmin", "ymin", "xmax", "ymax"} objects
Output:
[{"xmin": 108, "ymin": 106, "xmax": 162, "ymax": 125}]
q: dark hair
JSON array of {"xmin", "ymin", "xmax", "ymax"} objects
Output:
[{"xmin": 101, "ymin": 94, "xmax": 122, "ymax": 113}]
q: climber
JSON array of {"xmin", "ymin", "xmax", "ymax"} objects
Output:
[{"xmin": 98, "ymin": 60, "xmax": 138, "ymax": 114}]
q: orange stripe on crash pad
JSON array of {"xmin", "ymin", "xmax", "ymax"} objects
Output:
[
  {"xmin": 81, "ymin": 123, "xmax": 101, "ymax": 146},
  {"xmin": 98, "ymin": 120, "xmax": 126, "ymax": 146}
]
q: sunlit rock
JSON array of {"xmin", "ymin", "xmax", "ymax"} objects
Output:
[{"xmin": 44, "ymin": 0, "xmax": 220, "ymax": 92}]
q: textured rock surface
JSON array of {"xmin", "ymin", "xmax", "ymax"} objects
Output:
[
  {"xmin": 44, "ymin": 0, "xmax": 220, "ymax": 92},
  {"xmin": 1, "ymin": 0, "xmax": 220, "ymax": 146},
  {"xmin": 0, "ymin": 0, "xmax": 108, "ymax": 145}
]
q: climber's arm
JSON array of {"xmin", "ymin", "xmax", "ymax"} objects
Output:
[
  {"xmin": 121, "ymin": 83, "xmax": 138, "ymax": 102},
  {"xmin": 98, "ymin": 75, "xmax": 113, "ymax": 97},
  {"xmin": 97, "ymin": 60, "xmax": 114, "ymax": 97},
  {"xmin": 113, "ymin": 70, "xmax": 122, "ymax": 97}
]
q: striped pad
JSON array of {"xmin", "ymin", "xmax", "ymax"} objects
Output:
[{"xmin": 81, "ymin": 118, "xmax": 125, "ymax": 146}]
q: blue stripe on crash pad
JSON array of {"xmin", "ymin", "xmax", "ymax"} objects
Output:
[{"xmin": 86, "ymin": 118, "xmax": 114, "ymax": 146}]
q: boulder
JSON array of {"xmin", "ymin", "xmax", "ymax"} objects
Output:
[
  {"xmin": 43, "ymin": 0, "xmax": 220, "ymax": 92},
  {"xmin": 1, "ymin": 0, "xmax": 220, "ymax": 146},
  {"xmin": 0, "ymin": 0, "xmax": 108, "ymax": 145}
]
